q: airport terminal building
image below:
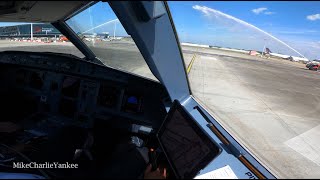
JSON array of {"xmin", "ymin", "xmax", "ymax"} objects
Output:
[{"xmin": 0, "ymin": 23, "xmax": 61, "ymax": 38}]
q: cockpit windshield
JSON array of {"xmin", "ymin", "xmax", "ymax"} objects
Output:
[
  {"xmin": 66, "ymin": 2, "xmax": 158, "ymax": 81},
  {"xmin": 169, "ymin": 1, "xmax": 320, "ymax": 178}
]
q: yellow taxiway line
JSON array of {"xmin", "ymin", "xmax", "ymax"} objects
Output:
[{"xmin": 187, "ymin": 54, "xmax": 197, "ymax": 74}]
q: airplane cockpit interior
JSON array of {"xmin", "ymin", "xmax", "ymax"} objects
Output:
[
  {"xmin": 0, "ymin": 50, "xmax": 170, "ymax": 178},
  {"xmin": 0, "ymin": 1, "xmax": 175, "ymax": 178},
  {"xmin": 0, "ymin": 1, "xmax": 276, "ymax": 179}
]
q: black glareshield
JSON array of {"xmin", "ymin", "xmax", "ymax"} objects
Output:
[{"xmin": 156, "ymin": 100, "xmax": 221, "ymax": 179}]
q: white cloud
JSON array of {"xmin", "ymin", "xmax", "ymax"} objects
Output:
[
  {"xmin": 252, "ymin": 7, "xmax": 267, "ymax": 14},
  {"xmin": 264, "ymin": 11, "xmax": 275, "ymax": 15},
  {"xmin": 307, "ymin": 14, "xmax": 320, "ymax": 21}
]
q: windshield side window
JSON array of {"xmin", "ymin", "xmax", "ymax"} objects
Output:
[
  {"xmin": 66, "ymin": 2, "xmax": 158, "ymax": 81},
  {"xmin": 0, "ymin": 22, "xmax": 84, "ymax": 58}
]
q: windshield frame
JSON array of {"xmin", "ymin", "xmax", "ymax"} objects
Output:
[
  {"xmin": 51, "ymin": 20, "xmax": 97, "ymax": 61},
  {"xmin": 60, "ymin": 1, "xmax": 165, "ymax": 82},
  {"xmin": 165, "ymin": 1, "xmax": 192, "ymax": 96},
  {"xmin": 108, "ymin": 1, "xmax": 191, "ymax": 101}
]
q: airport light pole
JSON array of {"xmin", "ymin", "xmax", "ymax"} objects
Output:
[
  {"xmin": 30, "ymin": 23, "xmax": 33, "ymax": 41},
  {"xmin": 113, "ymin": 20, "xmax": 116, "ymax": 40}
]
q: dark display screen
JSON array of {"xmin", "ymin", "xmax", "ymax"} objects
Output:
[
  {"xmin": 61, "ymin": 76, "xmax": 80, "ymax": 98},
  {"xmin": 98, "ymin": 84, "xmax": 119, "ymax": 108},
  {"xmin": 157, "ymin": 100, "xmax": 221, "ymax": 179},
  {"xmin": 122, "ymin": 94, "xmax": 143, "ymax": 113}
]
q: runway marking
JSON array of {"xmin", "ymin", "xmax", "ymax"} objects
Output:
[
  {"xmin": 187, "ymin": 54, "xmax": 197, "ymax": 74},
  {"xmin": 285, "ymin": 124, "xmax": 320, "ymax": 166}
]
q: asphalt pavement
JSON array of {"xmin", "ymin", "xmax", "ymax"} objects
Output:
[{"xmin": 186, "ymin": 48, "xmax": 320, "ymax": 178}]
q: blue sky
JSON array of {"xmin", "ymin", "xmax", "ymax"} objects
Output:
[
  {"xmin": 0, "ymin": 1, "xmax": 319, "ymax": 59},
  {"xmin": 168, "ymin": 1, "xmax": 320, "ymax": 60}
]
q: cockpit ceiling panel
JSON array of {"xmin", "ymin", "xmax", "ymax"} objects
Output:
[{"xmin": 0, "ymin": 1, "xmax": 89, "ymax": 23}]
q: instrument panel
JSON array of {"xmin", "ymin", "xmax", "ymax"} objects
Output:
[{"xmin": 0, "ymin": 51, "xmax": 169, "ymax": 129}]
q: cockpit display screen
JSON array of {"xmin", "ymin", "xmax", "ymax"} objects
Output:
[
  {"xmin": 122, "ymin": 94, "xmax": 143, "ymax": 113},
  {"xmin": 157, "ymin": 100, "xmax": 221, "ymax": 179}
]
